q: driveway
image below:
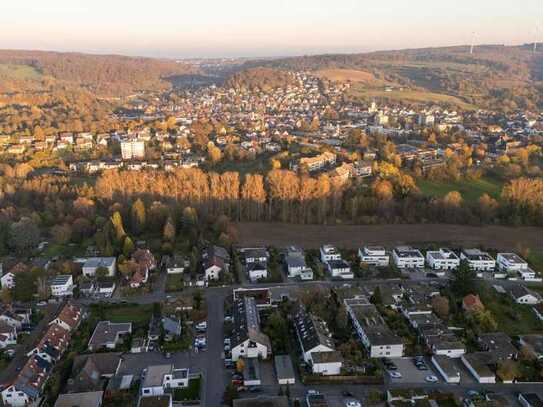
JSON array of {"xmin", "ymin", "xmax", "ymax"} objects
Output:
[{"xmin": 386, "ymin": 357, "xmax": 441, "ymax": 385}]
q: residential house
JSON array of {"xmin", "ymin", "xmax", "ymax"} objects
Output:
[
  {"xmin": 344, "ymin": 298, "xmax": 404, "ymax": 358},
  {"xmin": 293, "ymin": 306, "xmax": 343, "ymax": 375},
  {"xmin": 326, "ymin": 259, "xmax": 353, "ymax": 280},
  {"xmin": 392, "ymin": 246, "xmax": 425, "ymax": 269},
  {"xmin": 461, "ymin": 352, "xmax": 497, "ymax": 383},
  {"xmin": 431, "ymin": 355, "xmax": 461, "ymax": 384},
  {"xmin": 88, "ymin": 321, "xmax": 132, "ymax": 351},
  {"xmin": 66, "ymin": 352, "xmax": 122, "ymax": 393},
  {"xmin": 477, "ymin": 332, "xmax": 517, "ymax": 359},
  {"xmin": 165, "ymin": 255, "xmax": 188, "ymax": 274},
  {"xmin": 202, "ymin": 245, "xmax": 230, "ymax": 281},
  {"xmin": 230, "ymin": 297, "xmax": 271, "ymax": 361},
  {"xmin": 27, "ymin": 323, "xmax": 70, "ymax": 364},
  {"xmin": 319, "ymin": 245, "xmax": 341, "ymax": 263},
  {"xmin": 274, "ymin": 355, "xmax": 295, "ymax": 385},
  {"xmin": 161, "ymin": 317, "xmax": 182, "ymax": 340},
  {"xmin": 519, "ymin": 335, "xmax": 543, "ymax": 359},
  {"xmin": 509, "ymin": 285, "xmax": 542, "ymax": 305},
  {"xmin": 497, "ymin": 252, "xmax": 529, "ymax": 273},
  {"xmin": 82, "ymin": 257, "xmax": 116, "ymax": 278},
  {"xmin": 1, "ymin": 354, "xmax": 52, "ymax": 406},
  {"xmin": 247, "ymin": 262, "xmax": 268, "ymax": 282},
  {"xmin": 284, "ymin": 246, "xmax": 313, "ymax": 280},
  {"xmin": 358, "ymin": 246, "xmax": 389, "ymax": 267},
  {"xmin": 49, "ymin": 275, "xmax": 75, "ymax": 297},
  {"xmin": 140, "ymin": 364, "xmax": 189, "ymax": 397},
  {"xmin": 0, "ymin": 263, "xmax": 28, "ymax": 289},
  {"xmin": 426, "ymin": 248, "xmax": 460, "ymax": 270},
  {"xmin": 0, "ymin": 322, "xmax": 17, "ymax": 348},
  {"xmin": 243, "ymin": 358, "xmax": 262, "ymax": 386},
  {"xmin": 50, "ymin": 303, "xmax": 83, "ymax": 333},
  {"xmin": 460, "ymin": 249, "xmax": 496, "ymax": 273},
  {"xmin": 54, "ymin": 391, "xmax": 103, "ymax": 407},
  {"xmin": 97, "ymin": 281, "xmax": 116, "ymax": 297}
]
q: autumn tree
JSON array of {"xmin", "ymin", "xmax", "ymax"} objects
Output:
[
  {"xmin": 432, "ymin": 296, "xmax": 450, "ymax": 319},
  {"xmin": 131, "ymin": 198, "xmax": 146, "ymax": 235},
  {"xmin": 9, "ymin": 217, "xmax": 40, "ymax": 254}
]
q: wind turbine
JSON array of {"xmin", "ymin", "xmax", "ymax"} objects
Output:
[{"xmin": 470, "ymin": 32, "xmax": 476, "ymax": 55}]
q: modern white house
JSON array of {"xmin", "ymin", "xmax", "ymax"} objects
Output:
[
  {"xmin": 0, "ymin": 323, "xmax": 17, "ymax": 348},
  {"xmin": 0, "ymin": 270, "xmax": 15, "ymax": 290},
  {"xmin": 344, "ymin": 298, "xmax": 404, "ymax": 358},
  {"xmin": 320, "ymin": 245, "xmax": 342, "ymax": 263},
  {"xmin": 426, "ymin": 248, "xmax": 460, "ymax": 270},
  {"xmin": 509, "ymin": 285, "xmax": 542, "ymax": 305},
  {"xmin": 358, "ymin": 246, "xmax": 390, "ymax": 267},
  {"xmin": 497, "ymin": 252, "xmax": 528, "ymax": 273},
  {"xmin": 326, "ymin": 260, "xmax": 353, "ymax": 280},
  {"xmin": 48, "ymin": 275, "xmax": 74, "ymax": 297},
  {"xmin": 285, "ymin": 247, "xmax": 313, "ymax": 280},
  {"xmin": 460, "ymin": 249, "xmax": 495, "ymax": 272},
  {"xmin": 247, "ymin": 262, "xmax": 268, "ymax": 282},
  {"xmin": 82, "ymin": 257, "xmax": 116, "ymax": 277},
  {"xmin": 230, "ymin": 297, "xmax": 271, "ymax": 362},
  {"xmin": 140, "ymin": 365, "xmax": 189, "ymax": 397},
  {"xmin": 392, "ymin": 246, "xmax": 425, "ymax": 269}
]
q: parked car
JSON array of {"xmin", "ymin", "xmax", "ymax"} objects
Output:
[
  {"xmin": 389, "ymin": 371, "xmax": 402, "ymax": 379},
  {"xmin": 345, "ymin": 400, "xmax": 362, "ymax": 407},
  {"xmin": 425, "ymin": 375, "xmax": 438, "ymax": 383}
]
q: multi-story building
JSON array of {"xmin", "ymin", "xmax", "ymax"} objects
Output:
[
  {"xmin": 392, "ymin": 246, "xmax": 425, "ymax": 269},
  {"xmin": 120, "ymin": 140, "xmax": 145, "ymax": 160},
  {"xmin": 358, "ymin": 246, "xmax": 389, "ymax": 267},
  {"xmin": 426, "ymin": 248, "xmax": 460, "ymax": 270},
  {"xmin": 230, "ymin": 297, "xmax": 271, "ymax": 361},
  {"xmin": 460, "ymin": 249, "xmax": 496, "ymax": 272}
]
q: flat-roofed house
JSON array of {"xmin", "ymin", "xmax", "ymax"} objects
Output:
[
  {"xmin": 82, "ymin": 257, "xmax": 116, "ymax": 277},
  {"xmin": 274, "ymin": 355, "xmax": 295, "ymax": 385},
  {"xmin": 431, "ymin": 355, "xmax": 461, "ymax": 384},
  {"xmin": 320, "ymin": 245, "xmax": 341, "ymax": 263},
  {"xmin": 140, "ymin": 364, "xmax": 189, "ymax": 397},
  {"xmin": 49, "ymin": 275, "xmax": 75, "ymax": 297},
  {"xmin": 358, "ymin": 246, "xmax": 389, "ymax": 267},
  {"xmin": 426, "ymin": 248, "xmax": 460, "ymax": 270},
  {"xmin": 461, "ymin": 352, "xmax": 496, "ymax": 383},
  {"xmin": 392, "ymin": 246, "xmax": 424, "ymax": 269},
  {"xmin": 460, "ymin": 249, "xmax": 495, "ymax": 272}
]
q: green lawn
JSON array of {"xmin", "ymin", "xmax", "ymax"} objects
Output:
[
  {"xmin": 478, "ymin": 285, "xmax": 543, "ymax": 336},
  {"xmin": 165, "ymin": 274, "xmax": 184, "ymax": 292},
  {"xmin": 107, "ymin": 304, "xmax": 153, "ymax": 325},
  {"xmin": 417, "ymin": 177, "xmax": 503, "ymax": 202},
  {"xmin": 0, "ymin": 63, "xmax": 42, "ymax": 80},
  {"xmin": 528, "ymin": 251, "xmax": 543, "ymax": 274},
  {"xmin": 172, "ymin": 377, "xmax": 201, "ymax": 401}
]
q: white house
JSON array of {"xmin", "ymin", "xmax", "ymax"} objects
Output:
[
  {"xmin": 247, "ymin": 262, "xmax": 268, "ymax": 282},
  {"xmin": 344, "ymin": 298, "xmax": 404, "ymax": 358},
  {"xmin": 320, "ymin": 245, "xmax": 341, "ymax": 263},
  {"xmin": 82, "ymin": 257, "xmax": 116, "ymax": 277},
  {"xmin": 326, "ymin": 260, "xmax": 353, "ymax": 280},
  {"xmin": 0, "ymin": 270, "xmax": 15, "ymax": 290},
  {"xmin": 285, "ymin": 247, "xmax": 313, "ymax": 280},
  {"xmin": 97, "ymin": 281, "xmax": 116, "ymax": 297},
  {"xmin": 230, "ymin": 297, "xmax": 271, "ymax": 362},
  {"xmin": 497, "ymin": 252, "xmax": 528, "ymax": 273},
  {"xmin": 49, "ymin": 275, "xmax": 74, "ymax": 297},
  {"xmin": 509, "ymin": 285, "xmax": 542, "ymax": 305},
  {"xmin": 460, "ymin": 249, "xmax": 495, "ymax": 272},
  {"xmin": 140, "ymin": 365, "xmax": 189, "ymax": 397},
  {"xmin": 242, "ymin": 248, "xmax": 268, "ymax": 264},
  {"xmin": 392, "ymin": 246, "xmax": 425, "ymax": 269},
  {"xmin": 0, "ymin": 323, "xmax": 17, "ymax": 348},
  {"xmin": 293, "ymin": 307, "xmax": 343, "ymax": 375},
  {"xmin": 166, "ymin": 256, "xmax": 188, "ymax": 274},
  {"xmin": 358, "ymin": 246, "xmax": 390, "ymax": 267},
  {"xmin": 426, "ymin": 248, "xmax": 460, "ymax": 270}
]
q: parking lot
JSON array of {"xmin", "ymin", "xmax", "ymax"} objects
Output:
[{"xmin": 386, "ymin": 357, "xmax": 441, "ymax": 384}]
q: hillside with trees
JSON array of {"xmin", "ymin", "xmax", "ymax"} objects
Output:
[
  {"xmin": 0, "ymin": 50, "xmax": 196, "ymax": 96},
  {"xmin": 245, "ymin": 44, "xmax": 543, "ymax": 111},
  {"xmin": 225, "ymin": 67, "xmax": 296, "ymax": 91}
]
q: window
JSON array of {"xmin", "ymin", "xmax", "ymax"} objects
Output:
[{"xmin": 143, "ymin": 389, "xmax": 150, "ymax": 394}]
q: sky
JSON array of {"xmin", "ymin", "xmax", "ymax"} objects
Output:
[{"xmin": 1, "ymin": 0, "xmax": 542, "ymax": 58}]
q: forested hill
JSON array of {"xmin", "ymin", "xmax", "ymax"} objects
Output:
[
  {"xmin": 244, "ymin": 44, "xmax": 543, "ymax": 110},
  {"xmin": 225, "ymin": 67, "xmax": 296, "ymax": 91},
  {"xmin": 0, "ymin": 50, "xmax": 196, "ymax": 96}
]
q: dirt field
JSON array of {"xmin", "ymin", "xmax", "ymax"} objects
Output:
[{"xmin": 237, "ymin": 222, "xmax": 543, "ymax": 251}]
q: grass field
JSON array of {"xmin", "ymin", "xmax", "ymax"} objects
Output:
[
  {"xmin": 417, "ymin": 177, "xmax": 504, "ymax": 202},
  {"xmin": 314, "ymin": 68, "xmax": 378, "ymax": 84},
  {"xmin": 107, "ymin": 304, "xmax": 154, "ymax": 325},
  {"xmin": 478, "ymin": 284, "xmax": 543, "ymax": 336},
  {"xmin": 0, "ymin": 63, "xmax": 41, "ymax": 80},
  {"xmin": 350, "ymin": 87, "xmax": 476, "ymax": 110}
]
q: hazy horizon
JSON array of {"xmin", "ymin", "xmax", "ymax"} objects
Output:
[{"xmin": 1, "ymin": 0, "xmax": 542, "ymax": 59}]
